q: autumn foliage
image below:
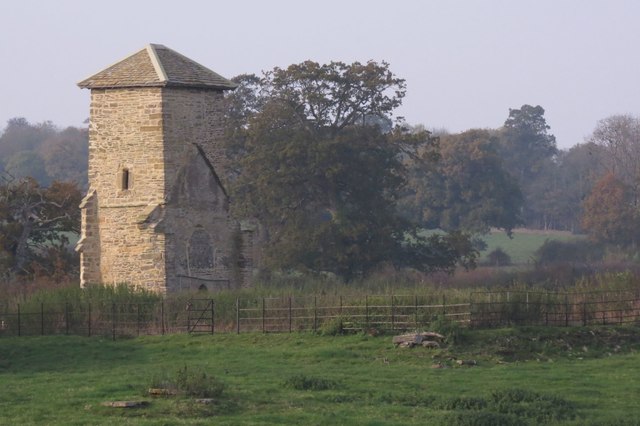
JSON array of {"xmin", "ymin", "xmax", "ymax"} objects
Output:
[{"xmin": 582, "ymin": 173, "xmax": 638, "ymax": 246}]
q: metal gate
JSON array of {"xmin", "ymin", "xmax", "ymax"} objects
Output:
[{"xmin": 186, "ymin": 298, "xmax": 215, "ymax": 334}]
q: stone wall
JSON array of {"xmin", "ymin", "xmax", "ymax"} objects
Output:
[
  {"xmin": 80, "ymin": 88, "xmax": 168, "ymax": 291},
  {"xmin": 79, "ymin": 86, "xmax": 252, "ymax": 293},
  {"xmin": 162, "ymin": 88, "xmax": 228, "ymax": 189}
]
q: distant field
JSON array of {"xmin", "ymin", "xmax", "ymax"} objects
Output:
[
  {"xmin": 480, "ymin": 228, "xmax": 585, "ymax": 265},
  {"xmin": 1, "ymin": 328, "xmax": 639, "ymax": 425}
]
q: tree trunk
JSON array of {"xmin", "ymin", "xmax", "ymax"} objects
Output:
[{"xmin": 14, "ymin": 220, "xmax": 33, "ymax": 274}]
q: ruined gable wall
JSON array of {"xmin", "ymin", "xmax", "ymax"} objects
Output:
[
  {"xmin": 161, "ymin": 88, "xmax": 239, "ymax": 291},
  {"xmin": 86, "ymin": 88, "xmax": 167, "ymax": 292},
  {"xmin": 161, "ymin": 88, "xmax": 227, "ymax": 188}
]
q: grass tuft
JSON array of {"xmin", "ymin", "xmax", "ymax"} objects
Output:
[{"xmin": 284, "ymin": 374, "xmax": 339, "ymax": 391}]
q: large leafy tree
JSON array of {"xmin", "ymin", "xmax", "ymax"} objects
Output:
[
  {"xmin": 499, "ymin": 105, "xmax": 558, "ymax": 227},
  {"xmin": 225, "ymin": 61, "xmax": 477, "ymax": 280},
  {"xmin": 0, "ymin": 178, "xmax": 81, "ymax": 280},
  {"xmin": 404, "ymin": 129, "xmax": 522, "ymax": 235},
  {"xmin": 588, "ymin": 114, "xmax": 640, "ymax": 203},
  {"xmin": 582, "ymin": 173, "xmax": 639, "ymax": 246}
]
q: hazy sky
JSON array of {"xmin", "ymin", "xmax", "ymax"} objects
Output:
[{"xmin": 2, "ymin": 0, "xmax": 639, "ymax": 149}]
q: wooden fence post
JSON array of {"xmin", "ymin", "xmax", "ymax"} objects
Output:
[
  {"xmin": 414, "ymin": 295, "xmax": 418, "ymax": 328},
  {"xmin": 41, "ymin": 302, "xmax": 44, "ymax": 335},
  {"xmin": 564, "ymin": 294, "xmax": 569, "ymax": 327},
  {"xmin": 137, "ymin": 303, "xmax": 141, "ymax": 336},
  {"xmin": 87, "ymin": 303, "xmax": 91, "ymax": 337},
  {"xmin": 211, "ymin": 300, "xmax": 215, "ymax": 335},
  {"xmin": 262, "ymin": 298, "xmax": 265, "ymax": 333},
  {"xmin": 17, "ymin": 304, "xmax": 21, "ymax": 337}
]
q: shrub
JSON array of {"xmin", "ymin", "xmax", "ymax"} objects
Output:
[
  {"xmin": 534, "ymin": 239, "xmax": 603, "ymax": 265},
  {"xmin": 284, "ymin": 374, "xmax": 338, "ymax": 391},
  {"xmin": 429, "ymin": 314, "xmax": 461, "ymax": 343},
  {"xmin": 485, "ymin": 248, "xmax": 511, "ymax": 267},
  {"xmin": 151, "ymin": 365, "xmax": 225, "ymax": 399},
  {"xmin": 319, "ymin": 316, "xmax": 346, "ymax": 336}
]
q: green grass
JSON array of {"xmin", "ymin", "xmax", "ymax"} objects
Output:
[
  {"xmin": 480, "ymin": 229, "xmax": 585, "ymax": 265},
  {"xmin": 1, "ymin": 326, "xmax": 639, "ymax": 425}
]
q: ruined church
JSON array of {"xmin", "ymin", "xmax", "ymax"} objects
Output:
[{"xmin": 76, "ymin": 44, "xmax": 252, "ymax": 293}]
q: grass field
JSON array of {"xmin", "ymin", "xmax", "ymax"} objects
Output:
[
  {"xmin": 1, "ymin": 326, "xmax": 639, "ymax": 425},
  {"xmin": 480, "ymin": 229, "xmax": 584, "ymax": 265}
]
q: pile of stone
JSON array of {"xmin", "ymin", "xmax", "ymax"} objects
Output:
[{"xmin": 392, "ymin": 331, "xmax": 445, "ymax": 348}]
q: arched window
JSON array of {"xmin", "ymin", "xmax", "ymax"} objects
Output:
[{"xmin": 188, "ymin": 229, "xmax": 214, "ymax": 271}]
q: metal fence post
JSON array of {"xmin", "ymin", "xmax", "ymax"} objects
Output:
[
  {"xmin": 236, "ymin": 298, "xmax": 240, "ymax": 334},
  {"xmin": 161, "ymin": 301, "xmax": 165, "ymax": 335},
  {"xmin": 65, "ymin": 302, "xmax": 69, "ymax": 335},
  {"xmin": 112, "ymin": 302, "xmax": 116, "ymax": 341},
  {"xmin": 414, "ymin": 295, "xmax": 418, "ymax": 328},
  {"xmin": 41, "ymin": 302, "xmax": 44, "ymax": 335},
  {"xmin": 17, "ymin": 304, "xmax": 21, "ymax": 337},
  {"xmin": 262, "ymin": 298, "xmax": 265, "ymax": 333},
  {"xmin": 211, "ymin": 300, "xmax": 215, "ymax": 335},
  {"xmin": 442, "ymin": 294, "xmax": 446, "ymax": 318},
  {"xmin": 564, "ymin": 294, "xmax": 569, "ymax": 327},
  {"xmin": 288, "ymin": 297, "xmax": 292, "ymax": 333},
  {"xmin": 545, "ymin": 293, "xmax": 549, "ymax": 326},
  {"xmin": 391, "ymin": 295, "xmax": 395, "ymax": 331},
  {"xmin": 365, "ymin": 295, "xmax": 369, "ymax": 330},
  {"xmin": 313, "ymin": 296, "xmax": 317, "ymax": 332}
]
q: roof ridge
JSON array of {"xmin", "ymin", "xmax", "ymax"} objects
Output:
[
  {"xmin": 146, "ymin": 44, "xmax": 168, "ymax": 83},
  {"xmin": 78, "ymin": 44, "xmax": 237, "ymax": 90}
]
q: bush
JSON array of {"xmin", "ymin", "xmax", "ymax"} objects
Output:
[
  {"xmin": 535, "ymin": 239, "xmax": 603, "ymax": 265},
  {"xmin": 429, "ymin": 314, "xmax": 461, "ymax": 343},
  {"xmin": 485, "ymin": 248, "xmax": 511, "ymax": 267},
  {"xmin": 318, "ymin": 316, "xmax": 346, "ymax": 336}
]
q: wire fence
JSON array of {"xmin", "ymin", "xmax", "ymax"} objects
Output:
[
  {"xmin": 1, "ymin": 290, "xmax": 639, "ymax": 339},
  {"xmin": 470, "ymin": 289, "xmax": 640, "ymax": 327}
]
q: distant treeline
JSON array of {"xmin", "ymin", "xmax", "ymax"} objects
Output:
[{"xmin": 0, "ymin": 117, "xmax": 87, "ymax": 188}]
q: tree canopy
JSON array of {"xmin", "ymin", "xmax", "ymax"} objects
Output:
[
  {"xmin": 404, "ymin": 129, "xmax": 522, "ymax": 235},
  {"xmin": 0, "ymin": 178, "xmax": 81, "ymax": 280},
  {"xmin": 225, "ymin": 61, "xmax": 477, "ymax": 280}
]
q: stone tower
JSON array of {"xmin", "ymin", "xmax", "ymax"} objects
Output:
[{"xmin": 76, "ymin": 44, "xmax": 250, "ymax": 293}]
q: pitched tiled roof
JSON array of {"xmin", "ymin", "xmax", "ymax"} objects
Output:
[{"xmin": 78, "ymin": 44, "xmax": 237, "ymax": 90}]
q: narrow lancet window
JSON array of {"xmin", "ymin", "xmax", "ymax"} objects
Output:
[{"xmin": 121, "ymin": 168, "xmax": 130, "ymax": 190}]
